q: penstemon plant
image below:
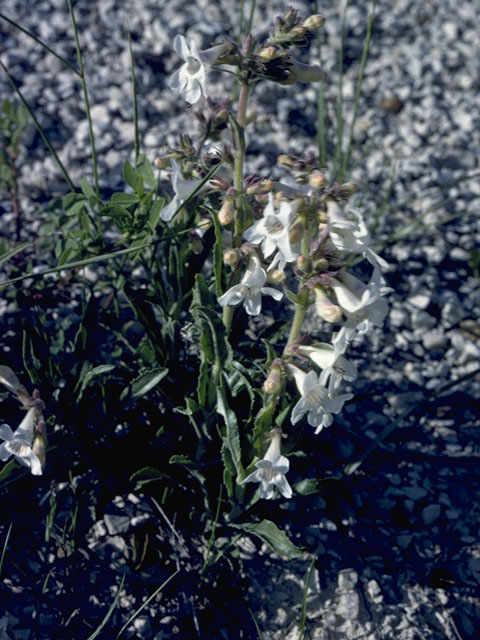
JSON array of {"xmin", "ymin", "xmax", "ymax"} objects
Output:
[{"xmin": 1, "ymin": 6, "xmax": 390, "ymax": 565}]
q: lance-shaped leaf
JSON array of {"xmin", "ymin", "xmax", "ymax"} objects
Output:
[{"xmin": 231, "ymin": 519, "xmax": 305, "ymax": 560}]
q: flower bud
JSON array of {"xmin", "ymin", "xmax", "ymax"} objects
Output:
[
  {"xmin": 154, "ymin": 156, "xmax": 170, "ymax": 169},
  {"xmin": 277, "ymin": 154, "xmax": 297, "ymax": 169},
  {"xmin": 263, "ymin": 365, "xmax": 282, "ymax": 394},
  {"xmin": 223, "ymin": 249, "xmax": 240, "ymax": 267},
  {"xmin": 309, "ymin": 171, "xmax": 326, "ymax": 190},
  {"xmin": 289, "ymin": 26, "xmax": 308, "ymax": 41},
  {"xmin": 246, "ymin": 178, "xmax": 273, "ymax": 195},
  {"xmin": 218, "ymin": 198, "xmax": 235, "ymax": 225},
  {"xmin": 314, "ymin": 286, "xmax": 342, "ymax": 322},
  {"xmin": 302, "ymin": 14, "xmax": 326, "ymax": 31},
  {"xmin": 296, "ymin": 255, "xmax": 310, "ymax": 272},
  {"xmin": 245, "ymin": 109, "xmax": 257, "ymax": 124},
  {"xmin": 267, "ymin": 268, "xmax": 286, "ymax": 284},
  {"xmin": 336, "ymin": 182, "xmax": 357, "ymax": 199},
  {"xmin": 317, "ymin": 210, "xmax": 327, "ymax": 224},
  {"xmin": 32, "ymin": 434, "xmax": 46, "ymax": 470},
  {"xmin": 314, "ymin": 257, "xmax": 328, "ymax": 271},
  {"xmin": 258, "ymin": 46, "xmax": 278, "ymax": 62},
  {"xmin": 289, "ymin": 221, "xmax": 305, "ymax": 245}
]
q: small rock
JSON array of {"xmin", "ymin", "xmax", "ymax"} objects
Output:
[
  {"xmin": 421, "ymin": 504, "xmax": 441, "ymax": 525},
  {"xmin": 407, "ymin": 293, "xmax": 431, "ymax": 310},
  {"xmin": 403, "ymin": 485, "xmax": 428, "ymax": 500},
  {"xmin": 422, "ymin": 329, "xmax": 447, "ymax": 351}
]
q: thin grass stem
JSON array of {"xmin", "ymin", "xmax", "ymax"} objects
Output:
[
  {"xmin": 67, "ymin": 0, "xmax": 100, "ymax": 205},
  {"xmin": 0, "ymin": 12, "xmax": 81, "ymax": 76},
  {"xmin": 0, "ymin": 60, "xmax": 75, "ymax": 190},
  {"xmin": 340, "ymin": 0, "xmax": 378, "ymax": 181},
  {"xmin": 298, "ymin": 557, "xmax": 316, "ymax": 639},
  {"xmin": 128, "ymin": 33, "xmax": 140, "ymax": 162},
  {"xmin": 333, "ymin": 0, "xmax": 350, "ymax": 183},
  {"xmin": 0, "ymin": 522, "xmax": 13, "ymax": 579},
  {"xmin": 114, "ymin": 570, "xmax": 179, "ymax": 639},
  {"xmin": 86, "ymin": 575, "xmax": 125, "ymax": 640}
]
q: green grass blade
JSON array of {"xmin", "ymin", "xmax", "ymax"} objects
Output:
[
  {"xmin": 67, "ymin": 0, "xmax": 100, "ymax": 204},
  {"xmin": 298, "ymin": 557, "xmax": 316, "ymax": 639},
  {"xmin": 0, "ymin": 12, "xmax": 81, "ymax": 77},
  {"xmin": 248, "ymin": 607, "xmax": 265, "ymax": 640},
  {"xmin": 0, "ymin": 60, "xmax": 75, "ymax": 190},
  {"xmin": 128, "ymin": 33, "xmax": 140, "ymax": 162},
  {"xmin": 314, "ymin": 1, "xmax": 327, "ymax": 166},
  {"xmin": 0, "ymin": 241, "xmax": 33, "ymax": 268},
  {"xmin": 86, "ymin": 574, "xmax": 125, "ymax": 640},
  {"xmin": 0, "ymin": 522, "xmax": 13, "ymax": 579},
  {"xmin": 114, "ymin": 570, "xmax": 179, "ymax": 639},
  {"xmin": 332, "ymin": 0, "xmax": 350, "ymax": 183},
  {"xmin": 340, "ymin": 0, "xmax": 378, "ymax": 181}
]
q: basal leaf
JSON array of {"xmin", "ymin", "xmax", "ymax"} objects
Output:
[{"xmin": 231, "ymin": 520, "xmax": 305, "ymax": 560}]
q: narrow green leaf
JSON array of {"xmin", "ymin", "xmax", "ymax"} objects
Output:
[
  {"xmin": 148, "ymin": 198, "xmax": 165, "ymax": 231},
  {"xmin": 210, "ymin": 205, "xmax": 225, "ymax": 297},
  {"xmin": 81, "ymin": 177, "xmax": 97, "ymax": 205},
  {"xmin": 75, "ymin": 364, "xmax": 115, "ymax": 401},
  {"xmin": 0, "ymin": 241, "xmax": 32, "ymax": 267},
  {"xmin": 169, "ymin": 454, "xmax": 193, "ymax": 465},
  {"xmin": 110, "ymin": 193, "xmax": 140, "ymax": 205},
  {"xmin": 129, "ymin": 367, "xmax": 168, "ymax": 399},
  {"xmin": 122, "ymin": 159, "xmax": 138, "ymax": 190},
  {"xmin": 231, "ymin": 520, "xmax": 305, "ymax": 559},
  {"xmin": 217, "ymin": 386, "xmax": 244, "ymax": 476},
  {"xmin": 85, "ymin": 575, "xmax": 125, "ymax": 640},
  {"xmin": 135, "ymin": 154, "xmax": 156, "ymax": 189},
  {"xmin": 129, "ymin": 467, "xmax": 168, "ymax": 490}
]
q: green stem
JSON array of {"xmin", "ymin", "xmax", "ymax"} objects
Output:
[
  {"xmin": 128, "ymin": 33, "xmax": 140, "ymax": 162},
  {"xmin": 283, "ymin": 299, "xmax": 308, "ymax": 355},
  {"xmin": 0, "ymin": 60, "xmax": 75, "ymax": 190},
  {"xmin": 222, "ymin": 82, "xmax": 250, "ymax": 332}
]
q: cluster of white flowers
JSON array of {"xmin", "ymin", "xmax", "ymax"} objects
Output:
[
  {"xmin": 0, "ymin": 366, "xmax": 45, "ymax": 476},
  {"xmin": 165, "ymin": 31, "xmax": 391, "ymax": 502},
  {"xmin": 217, "ymin": 191, "xmax": 391, "ymax": 499}
]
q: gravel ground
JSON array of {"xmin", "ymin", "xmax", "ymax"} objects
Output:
[{"xmin": 1, "ymin": 0, "xmax": 480, "ymax": 638}]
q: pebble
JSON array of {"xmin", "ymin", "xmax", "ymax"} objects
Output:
[
  {"xmin": 422, "ymin": 330, "xmax": 448, "ymax": 352},
  {"xmin": 421, "ymin": 504, "xmax": 442, "ymax": 525},
  {"xmin": 407, "ymin": 294, "xmax": 431, "ymax": 310}
]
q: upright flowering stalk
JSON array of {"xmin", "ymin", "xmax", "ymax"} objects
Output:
[{"xmin": 240, "ymin": 428, "xmax": 292, "ymax": 499}]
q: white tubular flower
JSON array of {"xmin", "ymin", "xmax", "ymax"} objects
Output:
[
  {"xmin": 0, "ymin": 408, "xmax": 42, "ymax": 476},
  {"xmin": 313, "ymin": 286, "xmax": 342, "ymax": 322},
  {"xmin": 289, "ymin": 367, "xmax": 353, "ymax": 433},
  {"xmin": 217, "ymin": 258, "xmax": 283, "ymax": 315},
  {"xmin": 326, "ymin": 199, "xmax": 389, "ymax": 270},
  {"xmin": 240, "ymin": 428, "xmax": 292, "ymax": 500},
  {"xmin": 160, "ymin": 160, "xmax": 207, "ymax": 222},
  {"xmin": 298, "ymin": 343, "xmax": 357, "ymax": 392},
  {"xmin": 243, "ymin": 193, "xmax": 300, "ymax": 267},
  {"xmin": 329, "ymin": 268, "xmax": 392, "ymax": 335},
  {"xmin": 168, "ymin": 35, "xmax": 228, "ymax": 104}
]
